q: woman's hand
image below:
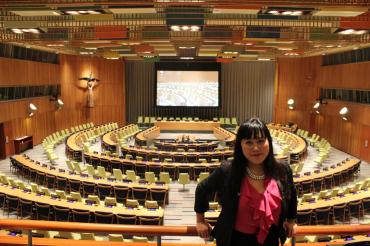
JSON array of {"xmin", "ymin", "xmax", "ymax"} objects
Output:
[
  {"xmin": 283, "ymin": 220, "xmax": 297, "ymax": 237},
  {"xmin": 196, "ymin": 222, "xmax": 212, "ymax": 239}
]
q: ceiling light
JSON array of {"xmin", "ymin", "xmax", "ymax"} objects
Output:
[
  {"xmin": 47, "ymin": 44, "xmax": 65, "ymax": 47},
  {"xmin": 180, "ymin": 57, "xmax": 194, "ymax": 60},
  {"xmin": 66, "ymin": 10, "xmax": 79, "ymax": 15},
  {"xmin": 278, "ymin": 47, "xmax": 294, "ymax": 51},
  {"xmin": 79, "ymin": 51, "xmax": 94, "ymax": 55},
  {"xmin": 87, "ymin": 10, "xmax": 99, "ymax": 14},
  {"xmin": 11, "ymin": 28, "xmax": 41, "ymax": 34},
  {"xmin": 337, "ymin": 29, "xmax": 365, "ymax": 35},
  {"xmin": 83, "ymin": 40, "xmax": 111, "ymax": 44},
  {"xmin": 179, "ymin": 46, "xmax": 195, "ymax": 49},
  {"xmin": 11, "ymin": 28, "xmax": 22, "ymax": 34},
  {"xmin": 355, "ymin": 30, "xmax": 367, "ymax": 35},
  {"xmin": 170, "ymin": 25, "xmax": 180, "ymax": 31},
  {"xmin": 284, "ymin": 52, "xmax": 299, "ymax": 56},
  {"xmin": 292, "ymin": 11, "xmax": 303, "ymax": 15}
]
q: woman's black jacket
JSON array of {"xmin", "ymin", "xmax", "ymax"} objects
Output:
[{"xmin": 194, "ymin": 161, "xmax": 297, "ymax": 246}]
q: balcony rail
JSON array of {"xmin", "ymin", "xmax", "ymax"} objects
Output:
[{"xmin": 0, "ymin": 219, "xmax": 369, "ymax": 246}]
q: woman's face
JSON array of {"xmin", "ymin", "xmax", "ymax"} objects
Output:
[{"xmin": 241, "ymin": 133, "xmax": 270, "ymax": 166}]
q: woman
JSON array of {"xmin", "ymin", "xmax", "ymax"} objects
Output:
[{"xmin": 194, "ymin": 118, "xmax": 297, "ymax": 246}]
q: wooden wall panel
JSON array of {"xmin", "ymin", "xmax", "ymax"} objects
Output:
[
  {"xmin": 0, "ymin": 55, "xmax": 125, "ymax": 158},
  {"xmin": 275, "ymin": 57, "xmax": 370, "ymax": 159}
]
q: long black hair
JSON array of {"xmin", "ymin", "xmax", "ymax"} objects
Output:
[{"xmin": 229, "ymin": 118, "xmax": 287, "ymax": 194}]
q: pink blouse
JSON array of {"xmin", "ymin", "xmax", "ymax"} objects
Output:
[{"xmin": 234, "ymin": 177, "xmax": 282, "ymax": 244}]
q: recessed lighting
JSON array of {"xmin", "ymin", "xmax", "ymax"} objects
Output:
[
  {"xmin": 171, "ymin": 25, "xmax": 180, "ymax": 31},
  {"xmin": 179, "ymin": 46, "xmax": 195, "ymax": 49},
  {"xmin": 292, "ymin": 11, "xmax": 303, "ymax": 15},
  {"xmin": 282, "ymin": 11, "xmax": 293, "ymax": 15},
  {"xmin": 284, "ymin": 52, "xmax": 299, "ymax": 56},
  {"xmin": 337, "ymin": 29, "xmax": 367, "ymax": 35},
  {"xmin": 66, "ymin": 10, "xmax": 78, "ymax": 15},
  {"xmin": 278, "ymin": 47, "xmax": 294, "ymax": 51},
  {"xmin": 47, "ymin": 44, "xmax": 65, "ymax": 47},
  {"xmin": 11, "ymin": 28, "xmax": 41, "ymax": 34},
  {"xmin": 355, "ymin": 30, "xmax": 367, "ymax": 35},
  {"xmin": 80, "ymin": 51, "xmax": 94, "ymax": 55}
]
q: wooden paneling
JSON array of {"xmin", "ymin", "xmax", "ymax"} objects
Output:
[
  {"xmin": 0, "ymin": 55, "xmax": 125, "ymax": 157},
  {"xmin": 275, "ymin": 57, "xmax": 370, "ymax": 158}
]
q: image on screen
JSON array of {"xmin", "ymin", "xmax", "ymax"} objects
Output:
[{"xmin": 156, "ymin": 70, "xmax": 219, "ymax": 107}]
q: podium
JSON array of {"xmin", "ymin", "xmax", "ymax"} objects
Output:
[{"xmin": 14, "ymin": 136, "xmax": 33, "ymax": 154}]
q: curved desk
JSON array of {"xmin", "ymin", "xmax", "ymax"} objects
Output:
[
  {"xmin": 12, "ymin": 155, "xmax": 168, "ymax": 198},
  {"xmin": 154, "ymin": 120, "xmax": 220, "ymax": 131}
]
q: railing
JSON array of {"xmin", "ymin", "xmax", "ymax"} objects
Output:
[{"xmin": 0, "ymin": 220, "xmax": 369, "ymax": 246}]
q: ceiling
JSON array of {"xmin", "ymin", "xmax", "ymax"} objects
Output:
[{"xmin": 0, "ymin": 0, "xmax": 369, "ymax": 61}]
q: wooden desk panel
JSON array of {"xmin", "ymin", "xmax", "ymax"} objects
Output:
[
  {"xmin": 155, "ymin": 121, "xmax": 220, "ymax": 131},
  {"xmin": 294, "ymin": 159, "xmax": 360, "ymax": 183},
  {"xmin": 13, "ymin": 155, "xmax": 168, "ymax": 192},
  {"xmin": 0, "ymin": 184, "xmax": 163, "ymax": 217}
]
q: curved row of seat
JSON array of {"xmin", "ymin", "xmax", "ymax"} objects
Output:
[
  {"xmin": 9, "ymin": 155, "xmax": 169, "ymax": 205},
  {"xmin": 134, "ymin": 126, "xmax": 160, "ymax": 147},
  {"xmin": 0, "ymin": 185, "xmax": 164, "ymax": 225},
  {"xmin": 66, "ymin": 122, "xmax": 118, "ymax": 161},
  {"xmin": 206, "ymin": 185, "xmax": 370, "ymax": 221},
  {"xmin": 269, "ymin": 127, "xmax": 307, "ymax": 161},
  {"xmin": 42, "ymin": 123, "xmax": 95, "ymax": 164},
  {"xmin": 102, "ymin": 124, "xmax": 141, "ymax": 152},
  {"xmin": 85, "ymin": 152, "xmax": 221, "ymax": 181},
  {"xmin": 120, "ymin": 145, "xmax": 234, "ymax": 164}
]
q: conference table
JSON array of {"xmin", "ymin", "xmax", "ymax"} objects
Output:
[
  {"xmin": 154, "ymin": 120, "xmax": 220, "ymax": 131},
  {"xmin": 13, "ymin": 155, "xmax": 169, "ymax": 192},
  {"xmin": 294, "ymin": 158, "xmax": 360, "ymax": 183},
  {"xmin": 0, "ymin": 183, "xmax": 164, "ymax": 217}
]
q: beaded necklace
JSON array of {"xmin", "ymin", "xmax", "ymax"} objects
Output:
[{"xmin": 246, "ymin": 167, "xmax": 265, "ymax": 180}]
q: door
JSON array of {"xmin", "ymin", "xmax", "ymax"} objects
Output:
[
  {"xmin": 360, "ymin": 124, "xmax": 370, "ymax": 163},
  {"xmin": 0, "ymin": 123, "xmax": 6, "ymax": 160}
]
